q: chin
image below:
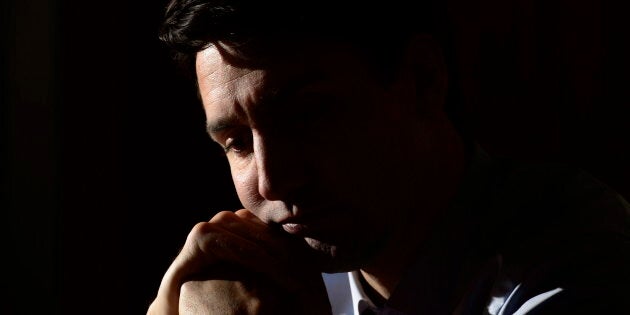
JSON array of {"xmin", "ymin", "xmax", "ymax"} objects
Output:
[{"xmin": 304, "ymin": 237, "xmax": 375, "ymax": 273}]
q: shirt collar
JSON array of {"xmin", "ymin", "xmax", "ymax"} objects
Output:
[{"xmin": 348, "ymin": 270, "xmax": 376, "ymax": 314}]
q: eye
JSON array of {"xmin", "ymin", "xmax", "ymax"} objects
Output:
[{"xmin": 223, "ymin": 130, "xmax": 253, "ymax": 155}]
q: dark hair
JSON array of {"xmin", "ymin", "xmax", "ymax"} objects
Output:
[
  {"xmin": 158, "ymin": 0, "xmax": 471, "ymax": 139},
  {"xmin": 160, "ymin": 1, "xmax": 441, "ymax": 75}
]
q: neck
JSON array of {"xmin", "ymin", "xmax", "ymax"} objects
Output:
[{"xmin": 359, "ymin": 120, "xmax": 468, "ymax": 305}]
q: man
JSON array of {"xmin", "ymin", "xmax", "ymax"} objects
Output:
[{"xmin": 148, "ymin": 1, "xmax": 630, "ymax": 314}]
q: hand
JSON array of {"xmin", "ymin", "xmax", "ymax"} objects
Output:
[
  {"xmin": 178, "ymin": 265, "xmax": 289, "ymax": 315},
  {"xmin": 147, "ymin": 209, "xmax": 331, "ymax": 315}
]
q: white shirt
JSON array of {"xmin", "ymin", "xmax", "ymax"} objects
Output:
[
  {"xmin": 322, "ymin": 272, "xmax": 564, "ymax": 315},
  {"xmin": 322, "ymin": 272, "xmax": 369, "ymax": 315}
]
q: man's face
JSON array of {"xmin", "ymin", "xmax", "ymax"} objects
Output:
[{"xmin": 197, "ymin": 41, "xmax": 436, "ymax": 271}]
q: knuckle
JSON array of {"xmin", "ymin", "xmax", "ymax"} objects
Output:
[
  {"xmin": 179, "ymin": 280, "xmax": 199, "ymax": 295},
  {"xmin": 234, "ymin": 209, "xmax": 251, "ymax": 217},
  {"xmin": 188, "ymin": 222, "xmax": 213, "ymax": 240},
  {"xmin": 210, "ymin": 210, "xmax": 238, "ymax": 224},
  {"xmin": 184, "ymin": 222, "xmax": 218, "ymax": 257},
  {"xmin": 184, "ymin": 222, "xmax": 229, "ymax": 259}
]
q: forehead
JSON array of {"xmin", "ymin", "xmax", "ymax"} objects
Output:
[
  {"xmin": 196, "ymin": 46, "xmax": 267, "ymax": 124},
  {"xmin": 196, "ymin": 46, "xmax": 265, "ymax": 98},
  {"xmin": 195, "ymin": 41, "xmax": 343, "ymax": 89},
  {"xmin": 195, "ymin": 42, "xmax": 375, "ymax": 125}
]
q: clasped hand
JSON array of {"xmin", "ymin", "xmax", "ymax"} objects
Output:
[{"xmin": 147, "ymin": 209, "xmax": 332, "ymax": 315}]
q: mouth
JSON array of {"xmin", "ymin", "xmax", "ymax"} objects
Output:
[
  {"xmin": 281, "ymin": 222, "xmax": 309, "ymax": 236},
  {"xmin": 276, "ymin": 210, "xmax": 325, "ymax": 237},
  {"xmin": 274, "ymin": 204, "xmax": 345, "ymax": 238}
]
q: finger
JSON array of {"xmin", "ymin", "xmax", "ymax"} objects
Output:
[
  {"xmin": 152, "ymin": 220, "xmax": 275, "ymax": 314},
  {"xmin": 230, "ymin": 209, "xmax": 323, "ymax": 277},
  {"xmin": 154, "ymin": 213, "xmax": 309, "ymax": 314},
  {"xmin": 185, "ymin": 218, "xmax": 309, "ymax": 289},
  {"xmin": 185, "ymin": 220, "xmax": 279, "ymax": 273},
  {"xmin": 209, "ymin": 211, "xmax": 272, "ymax": 244},
  {"xmin": 233, "ymin": 208, "xmax": 263, "ymax": 222},
  {"xmin": 211, "ymin": 210, "xmax": 294, "ymax": 257}
]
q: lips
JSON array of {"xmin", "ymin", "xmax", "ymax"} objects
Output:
[
  {"xmin": 282, "ymin": 222, "xmax": 309, "ymax": 235},
  {"xmin": 276, "ymin": 210, "xmax": 353, "ymax": 252},
  {"xmin": 277, "ymin": 211, "xmax": 325, "ymax": 237},
  {"xmin": 276, "ymin": 205, "xmax": 343, "ymax": 237}
]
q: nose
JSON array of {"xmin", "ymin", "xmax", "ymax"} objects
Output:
[{"xmin": 252, "ymin": 130, "xmax": 307, "ymax": 201}]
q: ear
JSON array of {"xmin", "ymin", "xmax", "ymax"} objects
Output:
[{"xmin": 399, "ymin": 34, "xmax": 449, "ymax": 119}]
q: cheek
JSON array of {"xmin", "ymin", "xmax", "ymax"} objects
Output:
[{"xmin": 229, "ymin": 159, "xmax": 262, "ymax": 208}]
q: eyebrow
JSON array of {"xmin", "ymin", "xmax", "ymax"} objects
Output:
[
  {"xmin": 205, "ymin": 71, "xmax": 328, "ymax": 139},
  {"xmin": 206, "ymin": 117, "xmax": 238, "ymax": 139}
]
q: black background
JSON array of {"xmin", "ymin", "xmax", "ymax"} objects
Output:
[{"xmin": 2, "ymin": 0, "xmax": 629, "ymax": 314}]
